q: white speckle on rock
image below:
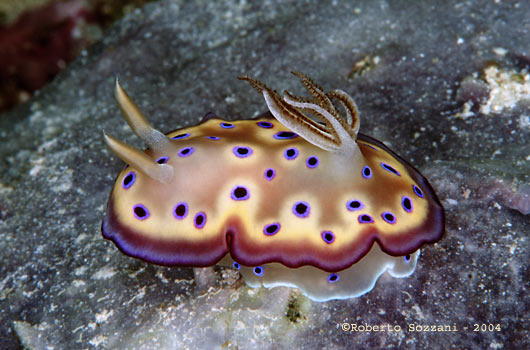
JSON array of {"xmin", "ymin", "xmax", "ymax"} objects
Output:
[
  {"xmin": 224, "ymin": 95, "xmax": 236, "ymax": 104},
  {"xmin": 74, "ymin": 266, "xmax": 88, "ymax": 276},
  {"xmin": 445, "ymin": 198, "xmax": 458, "ymax": 206},
  {"xmin": 72, "ymin": 280, "xmax": 86, "ymax": 288},
  {"xmin": 28, "ymin": 110, "xmax": 43, "ymax": 123},
  {"xmin": 38, "ymin": 139, "xmax": 58, "ymax": 153},
  {"xmin": 411, "ymin": 304, "xmax": 425, "ymax": 320},
  {"xmin": 480, "ymin": 66, "xmax": 530, "ymax": 115},
  {"xmin": 92, "ymin": 265, "xmax": 117, "ymax": 280},
  {"xmin": 156, "ymin": 270, "xmax": 169, "ymax": 283},
  {"xmin": 75, "ymin": 233, "xmax": 88, "ymax": 244},
  {"xmin": 519, "ymin": 115, "xmax": 530, "ymax": 129},
  {"xmin": 489, "ymin": 341, "xmax": 504, "ymax": 349},
  {"xmin": 95, "ymin": 309, "xmax": 114, "ymax": 324},
  {"xmin": 89, "ymin": 335, "xmax": 107, "ymax": 347},
  {"xmin": 52, "ymin": 179, "xmax": 72, "ymax": 193},
  {"xmin": 51, "ymin": 168, "xmax": 73, "ymax": 193},
  {"xmin": 492, "ymin": 47, "xmax": 507, "ymax": 56},
  {"xmin": 29, "ymin": 157, "xmax": 45, "ymax": 177}
]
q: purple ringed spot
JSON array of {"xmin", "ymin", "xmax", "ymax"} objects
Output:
[
  {"xmin": 232, "ymin": 262, "xmax": 241, "ymax": 270},
  {"xmin": 273, "ymin": 131, "xmax": 297, "ymax": 139},
  {"xmin": 156, "ymin": 156, "xmax": 169, "ymax": 164},
  {"xmin": 306, "ymin": 156, "xmax": 319, "ymax": 168},
  {"xmin": 257, "ymin": 121, "xmax": 273, "ymax": 128},
  {"xmin": 358, "ymin": 214, "xmax": 374, "ymax": 224},
  {"xmin": 328, "ymin": 273, "xmax": 339, "ymax": 283},
  {"xmin": 122, "ymin": 172, "xmax": 135, "ymax": 189},
  {"xmin": 404, "ymin": 254, "xmax": 411, "ymax": 263},
  {"xmin": 321, "ymin": 231, "xmax": 335, "ymax": 244},
  {"xmin": 206, "ymin": 136, "xmax": 220, "ymax": 140},
  {"xmin": 263, "ymin": 223, "xmax": 280, "ymax": 236},
  {"xmin": 382, "ymin": 212, "xmax": 397, "ymax": 224},
  {"xmin": 346, "ymin": 199, "xmax": 364, "ymax": 211},
  {"xmin": 220, "ymin": 122, "xmax": 234, "ymax": 129},
  {"xmin": 171, "ymin": 133, "xmax": 190, "ymax": 140},
  {"xmin": 194, "ymin": 212, "xmax": 207, "ymax": 228},
  {"xmin": 402, "ymin": 196, "xmax": 413, "ymax": 212},
  {"xmin": 231, "ymin": 186, "xmax": 250, "ymax": 201},
  {"xmin": 253, "ymin": 266, "xmax": 264, "ymax": 276},
  {"xmin": 381, "ymin": 162, "xmax": 401, "ymax": 176},
  {"xmin": 413, "ymin": 184, "xmax": 424, "ymax": 198},
  {"xmin": 233, "ymin": 146, "xmax": 253, "ymax": 158},
  {"xmin": 178, "ymin": 147, "xmax": 194, "ymax": 157},
  {"xmin": 293, "ymin": 201, "xmax": 310, "ymax": 218},
  {"xmin": 362, "ymin": 166, "xmax": 372, "ymax": 179},
  {"xmin": 264, "ymin": 168, "xmax": 276, "ymax": 181},
  {"xmin": 283, "ymin": 147, "xmax": 299, "ymax": 160},
  {"xmin": 173, "ymin": 202, "xmax": 188, "ymax": 219},
  {"xmin": 133, "ymin": 204, "xmax": 149, "ymax": 220}
]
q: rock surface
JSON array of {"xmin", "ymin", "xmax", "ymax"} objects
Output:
[{"xmin": 0, "ymin": 0, "xmax": 528, "ymax": 349}]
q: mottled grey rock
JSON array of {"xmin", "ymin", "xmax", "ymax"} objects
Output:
[{"xmin": 0, "ymin": 0, "xmax": 528, "ymax": 349}]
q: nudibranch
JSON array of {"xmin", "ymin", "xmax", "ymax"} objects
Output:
[{"xmin": 101, "ymin": 72, "xmax": 444, "ymax": 302}]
